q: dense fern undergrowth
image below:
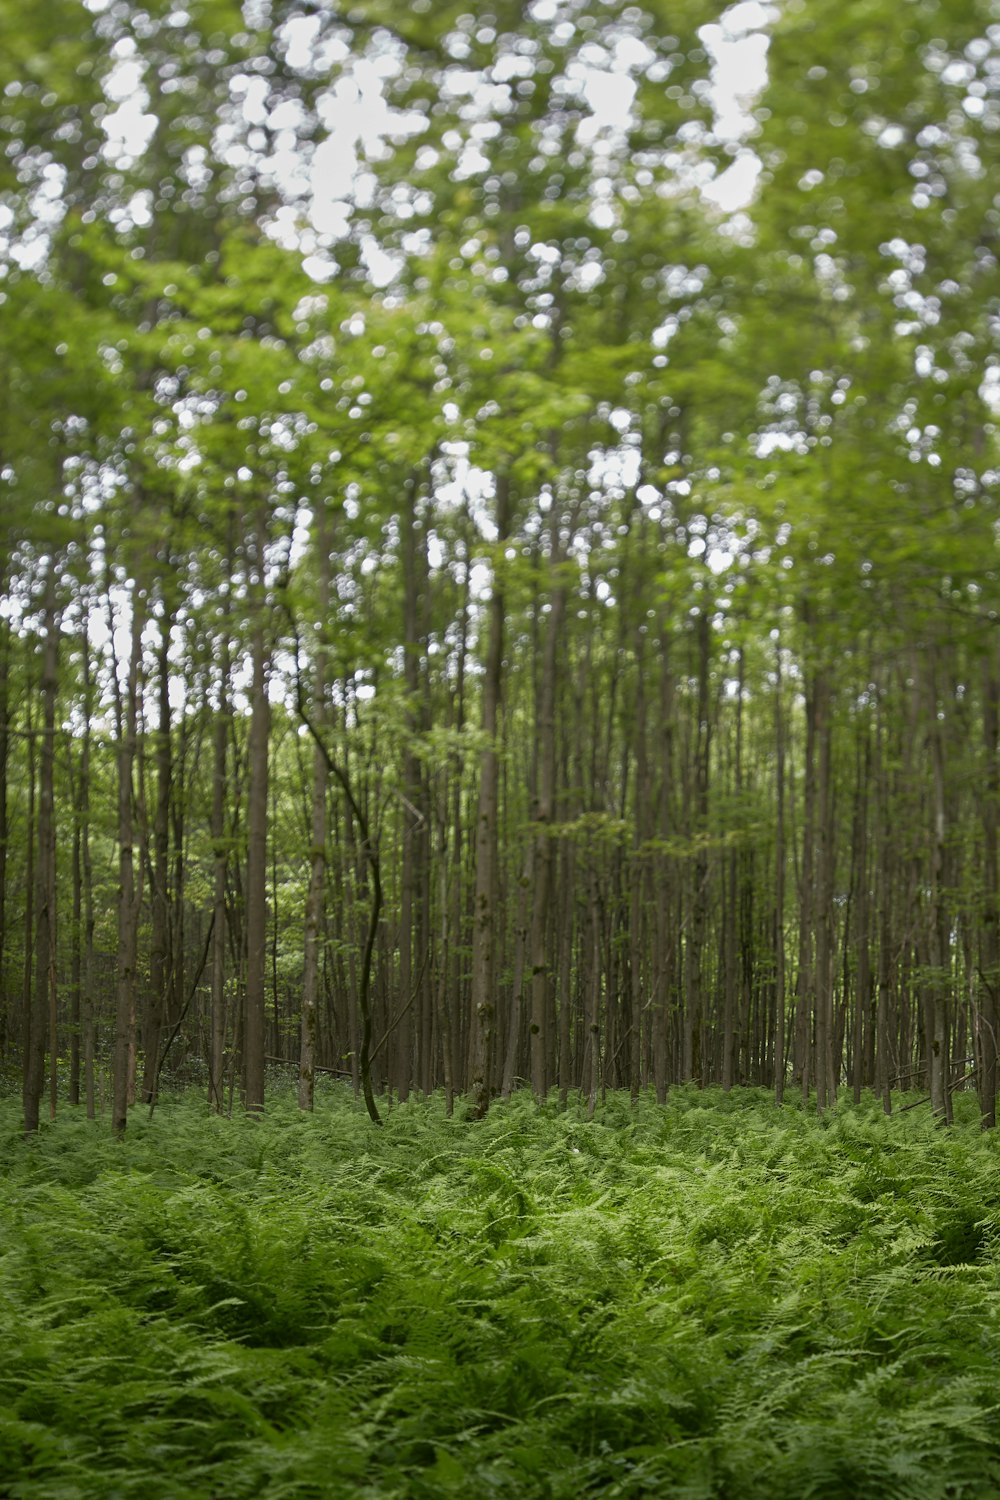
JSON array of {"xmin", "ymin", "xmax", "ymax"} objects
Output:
[{"xmin": 3, "ymin": 1088, "xmax": 1000, "ymax": 1499}]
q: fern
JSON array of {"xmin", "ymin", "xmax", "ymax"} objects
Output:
[{"xmin": 5, "ymin": 1085, "xmax": 1000, "ymax": 1496}]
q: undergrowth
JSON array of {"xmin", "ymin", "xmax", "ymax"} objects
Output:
[{"xmin": 3, "ymin": 1085, "xmax": 1000, "ymax": 1498}]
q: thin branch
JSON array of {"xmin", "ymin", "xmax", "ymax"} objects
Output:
[
  {"xmin": 147, "ymin": 909, "xmax": 215, "ymax": 1120},
  {"xmin": 282, "ymin": 600, "xmax": 383, "ymax": 1126}
]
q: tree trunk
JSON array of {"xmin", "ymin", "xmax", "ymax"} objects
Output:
[
  {"xmin": 925, "ymin": 655, "xmax": 950, "ymax": 1121},
  {"xmin": 684, "ymin": 611, "xmax": 711, "ymax": 1083},
  {"xmin": 79, "ymin": 639, "xmax": 96, "ymax": 1119},
  {"xmin": 814, "ymin": 670, "xmax": 836, "ymax": 1112},
  {"xmin": 141, "ymin": 611, "xmax": 173, "ymax": 1104},
  {"xmin": 774, "ymin": 637, "xmax": 787, "ymax": 1104},
  {"xmin": 0, "ymin": 612, "xmax": 9, "ymax": 1064},
  {"xmin": 529, "ymin": 508, "xmax": 569, "ymax": 1101},
  {"xmin": 398, "ymin": 474, "xmax": 431, "ymax": 1098},
  {"xmin": 299, "ymin": 511, "xmax": 331, "ymax": 1111},
  {"xmin": 980, "ymin": 650, "xmax": 999, "ymax": 1128},
  {"xmin": 244, "ymin": 504, "xmax": 270, "ymax": 1115},
  {"xmin": 852, "ymin": 730, "xmax": 872, "ymax": 1105},
  {"xmin": 24, "ymin": 574, "xmax": 58, "ymax": 1134},
  {"xmin": 722, "ymin": 648, "xmax": 744, "ymax": 1091},
  {"xmin": 469, "ymin": 475, "xmax": 511, "ymax": 1117},
  {"xmin": 630, "ymin": 610, "xmax": 651, "ymax": 1100},
  {"xmin": 209, "ymin": 635, "xmax": 231, "ymax": 1111},
  {"xmin": 585, "ymin": 862, "xmax": 601, "ymax": 1119},
  {"xmin": 70, "ymin": 781, "xmax": 81, "ymax": 1108},
  {"xmin": 795, "ymin": 667, "xmax": 817, "ymax": 1103},
  {"xmin": 112, "ymin": 590, "xmax": 143, "ymax": 1138}
]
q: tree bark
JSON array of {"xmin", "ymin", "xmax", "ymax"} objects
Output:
[
  {"xmin": 299, "ymin": 509, "xmax": 332, "ymax": 1111},
  {"xmin": 813, "ymin": 670, "xmax": 836, "ymax": 1112},
  {"xmin": 979, "ymin": 649, "xmax": 999, "ymax": 1128},
  {"xmin": 0, "ymin": 611, "xmax": 9, "ymax": 1064},
  {"xmin": 925, "ymin": 654, "xmax": 950, "ymax": 1121},
  {"xmin": 774, "ymin": 636, "xmax": 787, "ymax": 1104},
  {"xmin": 209, "ymin": 633, "xmax": 231, "ymax": 1111},
  {"xmin": 141, "ymin": 610, "xmax": 173, "ymax": 1104},
  {"xmin": 469, "ymin": 474, "xmax": 511, "ymax": 1117},
  {"xmin": 244, "ymin": 503, "xmax": 270, "ymax": 1115},
  {"xmin": 398, "ymin": 473, "xmax": 431, "ymax": 1097},
  {"xmin": 529, "ymin": 504, "xmax": 570, "ymax": 1100},
  {"xmin": 722, "ymin": 647, "xmax": 744, "ymax": 1091},
  {"xmin": 112, "ymin": 589, "xmax": 143, "ymax": 1138},
  {"xmin": 851, "ymin": 729, "xmax": 872, "ymax": 1105},
  {"xmin": 24, "ymin": 573, "xmax": 57, "ymax": 1134}
]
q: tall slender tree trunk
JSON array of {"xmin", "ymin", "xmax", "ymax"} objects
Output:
[
  {"xmin": 24, "ymin": 574, "xmax": 58, "ymax": 1135},
  {"xmin": 654, "ymin": 624, "xmax": 675, "ymax": 1104},
  {"xmin": 141, "ymin": 611, "xmax": 173, "ymax": 1104},
  {"xmin": 70, "ymin": 767, "xmax": 81, "ymax": 1107},
  {"xmin": 171, "ymin": 722, "xmax": 187, "ymax": 1069},
  {"xmin": 980, "ymin": 651, "xmax": 999, "ymax": 1128},
  {"xmin": 209, "ymin": 548, "xmax": 233, "ymax": 1112},
  {"xmin": 795, "ymin": 669, "xmax": 817, "ymax": 1103},
  {"xmin": 501, "ymin": 836, "xmax": 534, "ymax": 1099},
  {"xmin": 81, "ymin": 657, "xmax": 96, "ymax": 1121},
  {"xmin": 244, "ymin": 504, "xmax": 270, "ymax": 1115},
  {"xmin": 557, "ymin": 839, "xmax": 576, "ymax": 1107},
  {"xmin": 501, "ymin": 558, "xmax": 541, "ymax": 1100},
  {"xmin": 300, "ymin": 511, "xmax": 331, "ymax": 1111},
  {"xmin": 469, "ymin": 475, "xmax": 511, "ymax": 1117},
  {"xmin": 722, "ymin": 648, "xmax": 744, "ymax": 1091},
  {"xmin": 814, "ymin": 670, "xmax": 836, "ymax": 1112},
  {"xmin": 585, "ymin": 862, "xmax": 601, "ymax": 1119},
  {"xmin": 436, "ymin": 808, "xmax": 456, "ymax": 1115},
  {"xmin": 874, "ymin": 687, "xmax": 894, "ymax": 1114},
  {"xmin": 774, "ymin": 637, "xmax": 787, "ymax": 1104},
  {"xmin": 529, "ymin": 510, "xmax": 569, "ymax": 1101},
  {"xmin": 852, "ymin": 730, "xmax": 872, "ymax": 1105},
  {"xmin": 630, "ymin": 609, "xmax": 651, "ymax": 1101},
  {"xmin": 112, "ymin": 590, "xmax": 143, "ymax": 1138},
  {"xmin": 398, "ymin": 474, "xmax": 430, "ymax": 1098},
  {"xmin": 21, "ymin": 693, "xmax": 35, "ymax": 1118},
  {"xmin": 0, "ymin": 611, "xmax": 9, "ymax": 1062},
  {"xmin": 925, "ymin": 655, "xmax": 950, "ymax": 1121},
  {"xmin": 684, "ymin": 611, "xmax": 711, "ymax": 1082}
]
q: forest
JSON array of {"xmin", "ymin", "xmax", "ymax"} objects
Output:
[
  {"xmin": 4, "ymin": 0, "xmax": 1000, "ymax": 1491},
  {"xmin": 4, "ymin": 0, "xmax": 1000, "ymax": 1132}
]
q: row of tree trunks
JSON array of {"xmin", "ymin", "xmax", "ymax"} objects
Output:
[{"xmin": 11, "ymin": 565, "xmax": 999, "ymax": 1133}]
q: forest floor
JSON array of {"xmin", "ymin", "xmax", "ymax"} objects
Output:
[{"xmin": 2, "ymin": 1085, "xmax": 1000, "ymax": 1498}]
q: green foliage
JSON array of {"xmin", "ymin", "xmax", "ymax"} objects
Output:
[{"xmin": 3, "ymin": 1089, "xmax": 1000, "ymax": 1497}]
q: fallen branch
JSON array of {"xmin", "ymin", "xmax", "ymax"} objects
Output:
[{"xmin": 897, "ymin": 1069, "xmax": 977, "ymax": 1114}]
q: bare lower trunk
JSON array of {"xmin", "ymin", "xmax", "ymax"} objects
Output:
[
  {"xmin": 244, "ymin": 504, "xmax": 270, "ymax": 1115},
  {"xmin": 925, "ymin": 656, "xmax": 950, "ymax": 1121},
  {"xmin": 528, "ymin": 566, "xmax": 566, "ymax": 1101},
  {"xmin": 774, "ymin": 638, "xmax": 787, "ymax": 1105},
  {"xmin": 814, "ymin": 671, "xmax": 836, "ymax": 1113},
  {"xmin": 469, "ymin": 476, "xmax": 510, "ymax": 1118},
  {"xmin": 24, "ymin": 575, "xmax": 58, "ymax": 1134},
  {"xmin": 80, "ymin": 643, "xmax": 96, "ymax": 1119},
  {"xmin": 141, "ymin": 614, "xmax": 173, "ymax": 1105},
  {"xmin": 852, "ymin": 731, "xmax": 871, "ymax": 1105},
  {"xmin": 299, "ymin": 513, "xmax": 331, "ymax": 1111},
  {"xmin": 0, "ymin": 613, "xmax": 8, "ymax": 1065},
  {"xmin": 980, "ymin": 652, "xmax": 999, "ymax": 1128},
  {"xmin": 113, "ymin": 592, "xmax": 143, "ymax": 1138}
]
